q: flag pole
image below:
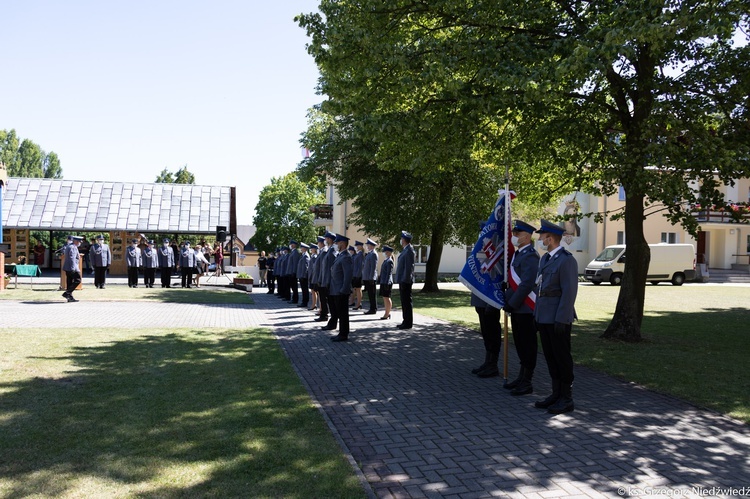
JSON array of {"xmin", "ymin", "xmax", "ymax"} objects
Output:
[{"xmin": 502, "ymin": 165, "xmax": 510, "ymax": 384}]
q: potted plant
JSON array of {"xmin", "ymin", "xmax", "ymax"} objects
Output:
[{"xmin": 232, "ymin": 272, "xmax": 254, "ymax": 291}]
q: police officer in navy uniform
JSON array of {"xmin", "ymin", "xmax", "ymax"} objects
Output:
[
  {"xmin": 179, "ymin": 241, "xmax": 196, "ymax": 288},
  {"xmin": 90, "ymin": 234, "xmax": 112, "ymax": 289},
  {"xmin": 533, "ymin": 219, "xmax": 578, "ymax": 414},
  {"xmin": 62, "ymin": 235, "xmax": 83, "ymax": 302},
  {"xmin": 315, "ymin": 232, "xmax": 337, "ymax": 323},
  {"xmin": 362, "ymin": 238, "xmax": 379, "ymax": 315},
  {"xmin": 266, "ymin": 251, "xmax": 276, "ymax": 294},
  {"xmin": 158, "ymin": 238, "xmax": 175, "ymax": 288},
  {"xmin": 125, "ymin": 238, "xmax": 142, "ymax": 288},
  {"xmin": 276, "ymin": 247, "xmax": 288, "ymax": 299},
  {"xmin": 503, "ymin": 220, "xmax": 541, "ymax": 395},
  {"xmin": 288, "ymin": 240, "xmax": 301, "ymax": 304},
  {"xmin": 396, "ymin": 231, "xmax": 416, "ymax": 329},
  {"xmin": 351, "ymin": 241, "xmax": 364, "ymax": 309},
  {"xmin": 143, "ymin": 240, "xmax": 159, "ymax": 288},
  {"xmin": 297, "ymin": 242, "xmax": 311, "ymax": 307},
  {"xmin": 327, "ymin": 234, "xmax": 354, "ymax": 342}
]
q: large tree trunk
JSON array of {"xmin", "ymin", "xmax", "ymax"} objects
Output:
[
  {"xmin": 600, "ymin": 192, "xmax": 648, "ymax": 342},
  {"xmin": 422, "ymin": 229, "xmax": 445, "ymax": 292}
]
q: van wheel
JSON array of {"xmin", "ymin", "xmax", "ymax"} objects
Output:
[
  {"xmin": 671, "ymin": 273, "xmax": 685, "ymax": 286},
  {"xmin": 609, "ymin": 273, "xmax": 623, "ymax": 286},
  {"xmin": 650, "ymin": 281, "xmax": 659, "ymax": 286}
]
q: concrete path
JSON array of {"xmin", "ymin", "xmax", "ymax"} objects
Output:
[{"xmin": 2, "ymin": 287, "xmax": 749, "ymax": 498}]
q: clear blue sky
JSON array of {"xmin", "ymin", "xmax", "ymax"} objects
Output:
[{"xmin": 1, "ymin": 1, "xmax": 322, "ymax": 225}]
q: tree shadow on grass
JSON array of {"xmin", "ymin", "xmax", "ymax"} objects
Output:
[{"xmin": 0, "ymin": 330, "xmax": 362, "ymax": 498}]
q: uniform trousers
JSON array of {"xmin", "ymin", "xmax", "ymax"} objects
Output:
[
  {"xmin": 94, "ymin": 266, "xmax": 107, "ymax": 288},
  {"xmin": 326, "ymin": 290, "xmax": 340, "ymax": 328},
  {"xmin": 181, "ymin": 267, "xmax": 194, "ymax": 288},
  {"xmin": 538, "ymin": 322, "xmax": 574, "ymax": 385},
  {"xmin": 476, "ymin": 305, "xmax": 501, "ymax": 355},
  {"xmin": 363, "ymin": 280, "xmax": 377, "ymax": 312},
  {"xmin": 299, "ymin": 278, "xmax": 309, "ymax": 306},
  {"xmin": 398, "ymin": 282, "xmax": 413, "ymax": 326},
  {"xmin": 332, "ymin": 294, "xmax": 350, "ymax": 337},
  {"xmin": 160, "ymin": 267, "xmax": 172, "ymax": 288},
  {"xmin": 127, "ymin": 267, "xmax": 139, "ymax": 287},
  {"xmin": 318, "ymin": 286, "xmax": 330, "ymax": 318},
  {"xmin": 144, "ymin": 268, "xmax": 156, "ymax": 287},
  {"xmin": 290, "ymin": 276, "xmax": 298, "ymax": 302},
  {"xmin": 65, "ymin": 270, "xmax": 82, "ymax": 296},
  {"xmin": 510, "ymin": 313, "xmax": 537, "ymax": 371},
  {"xmin": 267, "ymin": 270, "xmax": 275, "ymax": 293}
]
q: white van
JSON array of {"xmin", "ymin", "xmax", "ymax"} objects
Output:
[{"xmin": 584, "ymin": 244, "xmax": 696, "ymax": 286}]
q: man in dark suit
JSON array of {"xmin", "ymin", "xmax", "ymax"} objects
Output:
[
  {"xmin": 396, "ymin": 231, "xmax": 416, "ymax": 329},
  {"xmin": 503, "ymin": 220, "xmax": 541, "ymax": 395},
  {"xmin": 327, "ymin": 234, "xmax": 353, "ymax": 342},
  {"xmin": 533, "ymin": 219, "xmax": 579, "ymax": 414},
  {"xmin": 362, "ymin": 238, "xmax": 379, "ymax": 315},
  {"xmin": 62, "ymin": 235, "xmax": 82, "ymax": 302},
  {"xmin": 297, "ymin": 242, "xmax": 311, "ymax": 308}
]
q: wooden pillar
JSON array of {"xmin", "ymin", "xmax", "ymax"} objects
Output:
[
  {"xmin": 60, "ymin": 254, "xmax": 84, "ymax": 290},
  {"xmin": 0, "ymin": 252, "xmax": 5, "ymax": 291}
]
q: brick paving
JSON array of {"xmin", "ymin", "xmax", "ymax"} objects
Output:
[{"xmin": 3, "ymin": 284, "xmax": 749, "ymax": 498}]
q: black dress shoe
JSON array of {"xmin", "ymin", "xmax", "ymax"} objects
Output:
[
  {"xmin": 67, "ymin": 296, "xmax": 79, "ymax": 302},
  {"xmin": 397, "ymin": 324, "xmax": 413, "ymax": 330},
  {"xmin": 314, "ymin": 316, "xmax": 328, "ymax": 322},
  {"xmin": 62, "ymin": 292, "xmax": 70, "ymax": 299},
  {"xmin": 363, "ymin": 310, "xmax": 377, "ymax": 315},
  {"xmin": 321, "ymin": 325, "xmax": 336, "ymax": 331},
  {"xmin": 331, "ymin": 334, "xmax": 348, "ymax": 342}
]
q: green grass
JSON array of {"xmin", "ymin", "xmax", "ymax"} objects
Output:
[
  {"xmin": 411, "ymin": 284, "xmax": 750, "ymax": 423},
  {"xmin": 0, "ymin": 284, "xmax": 254, "ymax": 304},
  {"xmin": 0, "ymin": 327, "xmax": 364, "ymax": 498}
]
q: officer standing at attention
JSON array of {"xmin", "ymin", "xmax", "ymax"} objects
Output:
[
  {"xmin": 315, "ymin": 232, "xmax": 337, "ymax": 323},
  {"xmin": 179, "ymin": 241, "xmax": 196, "ymax": 288},
  {"xmin": 311, "ymin": 236, "xmax": 326, "ymax": 311},
  {"xmin": 158, "ymin": 238, "xmax": 175, "ymax": 288},
  {"xmin": 142, "ymin": 240, "xmax": 159, "ymax": 288},
  {"xmin": 90, "ymin": 234, "xmax": 112, "ymax": 289},
  {"xmin": 503, "ymin": 221, "xmax": 541, "ymax": 395},
  {"xmin": 125, "ymin": 238, "xmax": 142, "ymax": 288},
  {"xmin": 533, "ymin": 219, "xmax": 578, "ymax": 414},
  {"xmin": 288, "ymin": 240, "xmax": 301, "ymax": 304},
  {"xmin": 276, "ymin": 247, "xmax": 288, "ymax": 299},
  {"xmin": 307, "ymin": 242, "xmax": 319, "ymax": 310},
  {"xmin": 351, "ymin": 241, "xmax": 365, "ymax": 310},
  {"xmin": 396, "ymin": 231, "xmax": 416, "ymax": 330},
  {"xmin": 327, "ymin": 234, "xmax": 354, "ymax": 342},
  {"xmin": 362, "ymin": 239, "xmax": 379, "ymax": 315},
  {"xmin": 266, "ymin": 251, "xmax": 276, "ymax": 294},
  {"xmin": 62, "ymin": 235, "xmax": 83, "ymax": 302},
  {"xmin": 297, "ymin": 242, "xmax": 311, "ymax": 307}
]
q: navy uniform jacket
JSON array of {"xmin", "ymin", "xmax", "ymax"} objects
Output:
[
  {"xmin": 362, "ymin": 250, "xmax": 378, "ymax": 281},
  {"xmin": 504, "ymin": 244, "xmax": 541, "ymax": 315},
  {"xmin": 321, "ymin": 246, "xmax": 338, "ymax": 287},
  {"xmin": 313, "ymin": 246, "xmax": 327, "ymax": 285},
  {"xmin": 287, "ymin": 248, "xmax": 301, "ymax": 277},
  {"xmin": 125, "ymin": 246, "xmax": 142, "ymax": 268},
  {"xmin": 307, "ymin": 252, "xmax": 317, "ymax": 281},
  {"xmin": 179, "ymin": 248, "xmax": 196, "ymax": 268},
  {"xmin": 379, "ymin": 257, "xmax": 394, "ymax": 285},
  {"xmin": 534, "ymin": 247, "xmax": 578, "ymax": 324},
  {"xmin": 63, "ymin": 243, "xmax": 80, "ymax": 272},
  {"xmin": 330, "ymin": 250, "xmax": 353, "ymax": 296},
  {"xmin": 90, "ymin": 243, "xmax": 112, "ymax": 267},
  {"xmin": 296, "ymin": 251, "xmax": 310, "ymax": 279},
  {"xmin": 396, "ymin": 244, "xmax": 415, "ymax": 284},
  {"xmin": 143, "ymin": 247, "xmax": 159, "ymax": 268},
  {"xmin": 158, "ymin": 246, "xmax": 174, "ymax": 268},
  {"xmin": 275, "ymin": 253, "xmax": 286, "ymax": 276},
  {"xmin": 352, "ymin": 250, "xmax": 364, "ymax": 278}
]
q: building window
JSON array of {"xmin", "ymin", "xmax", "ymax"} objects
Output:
[
  {"xmin": 618, "ymin": 186, "xmax": 626, "ymax": 201},
  {"xmin": 661, "ymin": 232, "xmax": 679, "ymax": 244},
  {"xmin": 616, "ymin": 231, "xmax": 625, "ymax": 245},
  {"xmin": 413, "ymin": 245, "xmax": 429, "ymax": 264}
]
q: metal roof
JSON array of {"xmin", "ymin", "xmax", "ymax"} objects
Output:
[{"xmin": 2, "ymin": 177, "xmax": 232, "ymax": 233}]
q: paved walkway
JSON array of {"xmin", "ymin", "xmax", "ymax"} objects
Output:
[{"xmin": 2, "ymin": 287, "xmax": 749, "ymax": 498}]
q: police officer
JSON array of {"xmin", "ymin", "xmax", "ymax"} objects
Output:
[
  {"xmin": 266, "ymin": 251, "xmax": 276, "ymax": 294},
  {"xmin": 533, "ymin": 219, "xmax": 578, "ymax": 414},
  {"xmin": 288, "ymin": 240, "xmax": 301, "ymax": 304},
  {"xmin": 90, "ymin": 234, "xmax": 112, "ymax": 289},
  {"xmin": 315, "ymin": 232, "xmax": 337, "ymax": 323},
  {"xmin": 62, "ymin": 235, "xmax": 82, "ymax": 302},
  {"xmin": 307, "ymin": 242, "xmax": 319, "ymax": 310},
  {"xmin": 125, "ymin": 238, "xmax": 142, "ymax": 288},
  {"xmin": 179, "ymin": 241, "xmax": 196, "ymax": 288},
  {"xmin": 276, "ymin": 247, "xmax": 288, "ymax": 299},
  {"xmin": 311, "ymin": 236, "xmax": 326, "ymax": 311},
  {"xmin": 158, "ymin": 238, "xmax": 175, "ymax": 288},
  {"xmin": 503, "ymin": 221, "xmax": 541, "ymax": 394},
  {"xmin": 351, "ymin": 241, "xmax": 364, "ymax": 309},
  {"xmin": 297, "ymin": 242, "xmax": 311, "ymax": 307},
  {"xmin": 328, "ymin": 234, "xmax": 353, "ymax": 342},
  {"xmin": 362, "ymin": 238, "xmax": 379, "ymax": 315},
  {"xmin": 396, "ymin": 231, "xmax": 416, "ymax": 330},
  {"xmin": 143, "ymin": 240, "xmax": 159, "ymax": 288}
]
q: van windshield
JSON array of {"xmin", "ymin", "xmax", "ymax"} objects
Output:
[{"xmin": 594, "ymin": 247, "xmax": 624, "ymax": 262}]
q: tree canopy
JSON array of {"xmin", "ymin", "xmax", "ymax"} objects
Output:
[
  {"xmin": 250, "ymin": 172, "xmax": 325, "ymax": 252},
  {"xmin": 155, "ymin": 165, "xmax": 195, "ymax": 184},
  {"xmin": 0, "ymin": 129, "xmax": 63, "ymax": 178},
  {"xmin": 298, "ymin": 1, "xmax": 750, "ymax": 339}
]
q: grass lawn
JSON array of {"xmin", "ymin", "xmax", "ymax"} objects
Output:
[
  {"xmin": 407, "ymin": 284, "xmax": 750, "ymax": 423},
  {"xmin": 0, "ymin": 284, "xmax": 254, "ymax": 304},
  {"xmin": 0, "ymin": 326, "xmax": 364, "ymax": 498}
]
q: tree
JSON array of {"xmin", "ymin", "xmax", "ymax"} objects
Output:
[
  {"xmin": 299, "ymin": 1, "xmax": 750, "ymax": 340},
  {"xmin": 155, "ymin": 165, "xmax": 195, "ymax": 184},
  {"xmin": 250, "ymin": 172, "xmax": 325, "ymax": 252},
  {"xmin": 0, "ymin": 129, "xmax": 63, "ymax": 178}
]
